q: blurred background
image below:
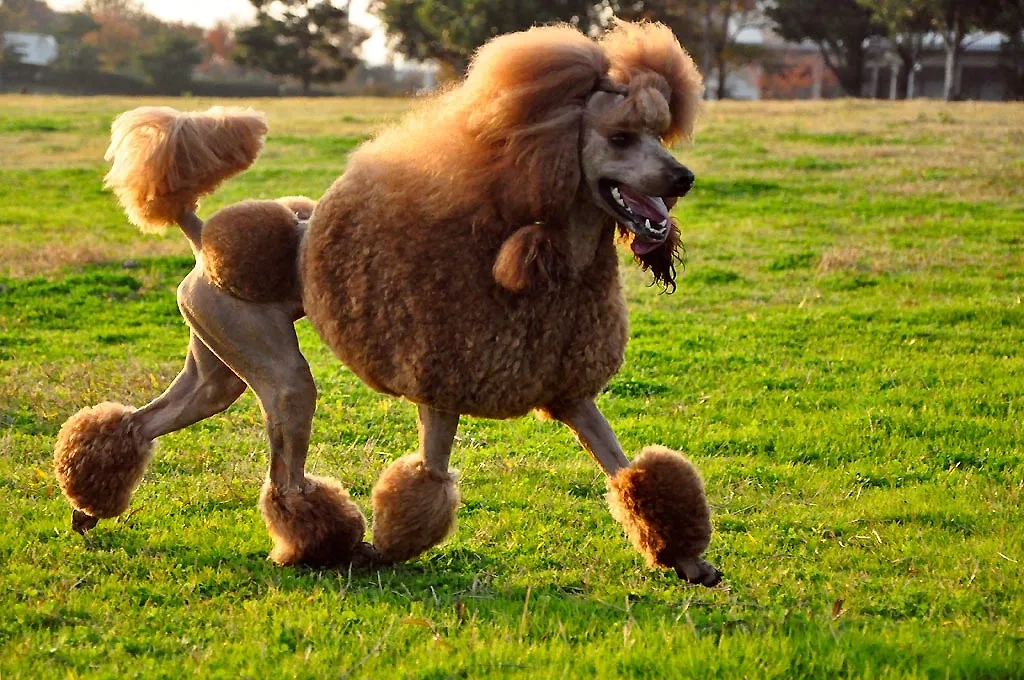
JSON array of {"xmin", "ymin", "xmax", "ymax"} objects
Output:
[{"xmin": 0, "ymin": 0, "xmax": 1021, "ymax": 100}]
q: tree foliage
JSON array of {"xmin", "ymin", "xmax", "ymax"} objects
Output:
[
  {"xmin": 235, "ymin": 0, "xmax": 366, "ymax": 93},
  {"xmin": 766, "ymin": 0, "xmax": 883, "ymax": 95},
  {"xmin": 371, "ymin": 0, "xmax": 605, "ymax": 75},
  {"xmin": 140, "ymin": 32, "xmax": 202, "ymax": 94}
]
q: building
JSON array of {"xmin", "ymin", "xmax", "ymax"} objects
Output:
[
  {"xmin": 864, "ymin": 33, "xmax": 1013, "ymax": 101},
  {"xmin": 2, "ymin": 32, "xmax": 58, "ymax": 67}
]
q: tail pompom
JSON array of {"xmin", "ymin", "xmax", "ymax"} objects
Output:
[{"xmin": 103, "ymin": 106, "xmax": 268, "ymax": 233}]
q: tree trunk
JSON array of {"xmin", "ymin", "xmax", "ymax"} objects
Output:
[
  {"xmin": 942, "ymin": 11, "xmax": 962, "ymax": 101},
  {"xmin": 943, "ymin": 42, "xmax": 957, "ymax": 100},
  {"xmin": 714, "ymin": 3, "xmax": 733, "ymax": 100},
  {"xmin": 702, "ymin": 2, "xmax": 714, "ymax": 100}
]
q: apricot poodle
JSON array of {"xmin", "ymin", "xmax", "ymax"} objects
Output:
[{"xmin": 54, "ymin": 20, "xmax": 721, "ymax": 586}]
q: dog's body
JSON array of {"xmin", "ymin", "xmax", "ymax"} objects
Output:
[{"xmin": 54, "ymin": 21, "xmax": 723, "ymax": 586}]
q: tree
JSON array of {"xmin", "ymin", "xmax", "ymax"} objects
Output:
[
  {"xmin": 766, "ymin": 0, "xmax": 883, "ymax": 96},
  {"xmin": 856, "ymin": 0, "xmax": 933, "ymax": 97},
  {"xmin": 991, "ymin": 0, "xmax": 1024, "ymax": 99},
  {"xmin": 140, "ymin": 31, "xmax": 202, "ymax": 94},
  {"xmin": 618, "ymin": 0, "xmax": 762, "ymax": 99},
  {"xmin": 0, "ymin": 0, "xmax": 56, "ymax": 33},
  {"xmin": 916, "ymin": 0, "xmax": 1003, "ymax": 100},
  {"xmin": 371, "ymin": 0, "xmax": 604, "ymax": 75},
  {"xmin": 235, "ymin": 0, "xmax": 366, "ymax": 94},
  {"xmin": 51, "ymin": 11, "xmax": 102, "ymax": 75}
]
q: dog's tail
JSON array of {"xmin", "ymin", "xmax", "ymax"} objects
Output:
[{"xmin": 103, "ymin": 106, "xmax": 268, "ymax": 249}]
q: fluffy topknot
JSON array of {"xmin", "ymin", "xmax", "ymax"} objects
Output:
[{"xmin": 600, "ymin": 20, "xmax": 704, "ymax": 143}]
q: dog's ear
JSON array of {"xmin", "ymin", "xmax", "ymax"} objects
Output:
[
  {"xmin": 493, "ymin": 224, "xmax": 567, "ymax": 293},
  {"xmin": 504, "ymin": 120, "xmax": 583, "ymax": 224}
]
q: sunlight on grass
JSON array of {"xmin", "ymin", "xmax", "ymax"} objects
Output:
[{"xmin": 0, "ymin": 95, "xmax": 1022, "ymax": 677}]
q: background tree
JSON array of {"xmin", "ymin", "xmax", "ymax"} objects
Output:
[
  {"xmin": 618, "ymin": 0, "xmax": 763, "ymax": 99},
  {"xmin": 0, "ymin": 0, "xmax": 56, "ymax": 33},
  {"xmin": 912, "ymin": 0, "xmax": 1003, "ymax": 100},
  {"xmin": 856, "ymin": 0, "xmax": 932, "ymax": 97},
  {"xmin": 991, "ymin": 0, "xmax": 1024, "ymax": 99},
  {"xmin": 371, "ymin": 0, "xmax": 604, "ymax": 75},
  {"xmin": 50, "ymin": 11, "xmax": 101, "ymax": 75},
  {"xmin": 766, "ymin": 0, "xmax": 883, "ymax": 96},
  {"xmin": 235, "ymin": 0, "xmax": 366, "ymax": 94},
  {"xmin": 140, "ymin": 31, "xmax": 202, "ymax": 94}
]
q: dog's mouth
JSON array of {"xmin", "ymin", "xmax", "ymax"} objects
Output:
[{"xmin": 598, "ymin": 179, "xmax": 673, "ymax": 256}]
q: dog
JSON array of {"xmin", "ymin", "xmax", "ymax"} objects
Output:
[{"xmin": 54, "ymin": 20, "xmax": 722, "ymax": 586}]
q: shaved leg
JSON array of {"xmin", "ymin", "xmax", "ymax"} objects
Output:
[
  {"xmin": 134, "ymin": 334, "xmax": 247, "ymax": 441},
  {"xmin": 551, "ymin": 400, "xmax": 630, "ymax": 475},
  {"xmin": 176, "ymin": 271, "xmax": 313, "ymax": 492},
  {"xmin": 418, "ymin": 405, "xmax": 459, "ymax": 476},
  {"xmin": 550, "ymin": 398, "xmax": 721, "ymax": 587},
  {"xmin": 67, "ymin": 334, "xmax": 246, "ymax": 534},
  {"xmin": 176, "ymin": 270, "xmax": 370, "ymax": 566}
]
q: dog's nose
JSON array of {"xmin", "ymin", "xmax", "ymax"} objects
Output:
[{"xmin": 672, "ymin": 167, "xmax": 695, "ymax": 196}]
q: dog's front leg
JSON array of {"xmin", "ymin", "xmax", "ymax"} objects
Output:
[
  {"xmin": 548, "ymin": 399, "xmax": 722, "ymax": 587},
  {"xmin": 370, "ymin": 405, "xmax": 461, "ymax": 564}
]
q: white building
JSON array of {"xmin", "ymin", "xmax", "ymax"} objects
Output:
[{"xmin": 2, "ymin": 32, "xmax": 59, "ymax": 67}]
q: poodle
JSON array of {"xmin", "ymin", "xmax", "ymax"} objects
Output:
[{"xmin": 54, "ymin": 21, "xmax": 722, "ymax": 586}]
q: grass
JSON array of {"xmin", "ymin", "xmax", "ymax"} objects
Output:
[{"xmin": 1, "ymin": 94, "xmax": 1022, "ymax": 678}]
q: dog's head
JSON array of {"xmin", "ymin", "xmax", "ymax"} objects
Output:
[
  {"xmin": 458, "ymin": 21, "xmax": 701, "ymax": 292},
  {"xmin": 583, "ymin": 21, "xmax": 703, "ymax": 291}
]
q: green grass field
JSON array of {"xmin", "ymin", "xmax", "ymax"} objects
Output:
[{"xmin": 1, "ymin": 94, "xmax": 1022, "ymax": 678}]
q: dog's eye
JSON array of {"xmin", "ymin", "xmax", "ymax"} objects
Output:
[{"xmin": 608, "ymin": 132, "xmax": 637, "ymax": 148}]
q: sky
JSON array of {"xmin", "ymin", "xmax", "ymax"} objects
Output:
[{"xmin": 46, "ymin": 0, "xmax": 391, "ymax": 64}]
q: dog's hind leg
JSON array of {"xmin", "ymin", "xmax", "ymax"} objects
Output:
[
  {"xmin": 55, "ymin": 334, "xmax": 247, "ymax": 534},
  {"xmin": 549, "ymin": 399, "xmax": 722, "ymax": 587},
  {"xmin": 370, "ymin": 405, "xmax": 461, "ymax": 564},
  {"xmin": 134, "ymin": 334, "xmax": 247, "ymax": 440},
  {"xmin": 177, "ymin": 271, "xmax": 370, "ymax": 568}
]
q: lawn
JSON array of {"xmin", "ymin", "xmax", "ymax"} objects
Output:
[{"xmin": 0, "ymin": 94, "xmax": 1022, "ymax": 678}]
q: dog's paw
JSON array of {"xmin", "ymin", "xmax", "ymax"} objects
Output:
[{"xmin": 674, "ymin": 556, "xmax": 723, "ymax": 587}]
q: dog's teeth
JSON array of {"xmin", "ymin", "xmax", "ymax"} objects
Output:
[
  {"xmin": 611, "ymin": 186, "xmax": 621, "ymax": 200},
  {"xmin": 659, "ymin": 218, "xmax": 668, "ymax": 227},
  {"xmin": 645, "ymin": 218, "xmax": 653, "ymax": 230}
]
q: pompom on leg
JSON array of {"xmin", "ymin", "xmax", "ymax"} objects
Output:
[
  {"xmin": 607, "ymin": 446, "xmax": 722, "ymax": 587},
  {"xmin": 371, "ymin": 454, "xmax": 460, "ymax": 564},
  {"xmin": 259, "ymin": 476, "xmax": 372, "ymax": 567},
  {"xmin": 53, "ymin": 402, "xmax": 155, "ymax": 532}
]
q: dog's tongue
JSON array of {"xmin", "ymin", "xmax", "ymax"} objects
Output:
[
  {"xmin": 619, "ymin": 186, "xmax": 671, "ymax": 224},
  {"xmin": 630, "ymin": 239, "xmax": 662, "ymax": 256},
  {"xmin": 619, "ymin": 186, "xmax": 670, "ymax": 256}
]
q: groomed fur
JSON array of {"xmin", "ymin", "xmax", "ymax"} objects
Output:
[
  {"xmin": 259, "ymin": 476, "xmax": 367, "ymax": 567},
  {"xmin": 276, "ymin": 196, "xmax": 317, "ymax": 221},
  {"xmin": 53, "ymin": 402, "xmax": 154, "ymax": 519},
  {"xmin": 303, "ymin": 26, "xmax": 632, "ymax": 417},
  {"xmin": 600, "ymin": 21, "xmax": 704, "ymax": 144},
  {"xmin": 104, "ymin": 106, "xmax": 268, "ymax": 232},
  {"xmin": 202, "ymin": 200, "xmax": 302, "ymax": 303},
  {"xmin": 607, "ymin": 446, "xmax": 712, "ymax": 568},
  {"xmin": 371, "ymin": 454, "xmax": 460, "ymax": 563},
  {"xmin": 492, "ymin": 223, "xmax": 568, "ymax": 293}
]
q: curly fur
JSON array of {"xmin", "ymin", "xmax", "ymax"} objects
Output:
[
  {"xmin": 275, "ymin": 196, "xmax": 317, "ymax": 221},
  {"xmin": 53, "ymin": 402, "xmax": 154, "ymax": 518},
  {"xmin": 60, "ymin": 21, "xmax": 715, "ymax": 582},
  {"xmin": 601, "ymin": 21, "xmax": 703, "ymax": 144},
  {"xmin": 202, "ymin": 200, "xmax": 302, "ymax": 303},
  {"xmin": 607, "ymin": 446, "xmax": 712, "ymax": 568},
  {"xmin": 104, "ymin": 106, "xmax": 267, "ymax": 232},
  {"xmin": 303, "ymin": 22, "xmax": 701, "ymax": 416},
  {"xmin": 371, "ymin": 454, "xmax": 460, "ymax": 563},
  {"xmin": 259, "ymin": 476, "xmax": 367, "ymax": 567}
]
